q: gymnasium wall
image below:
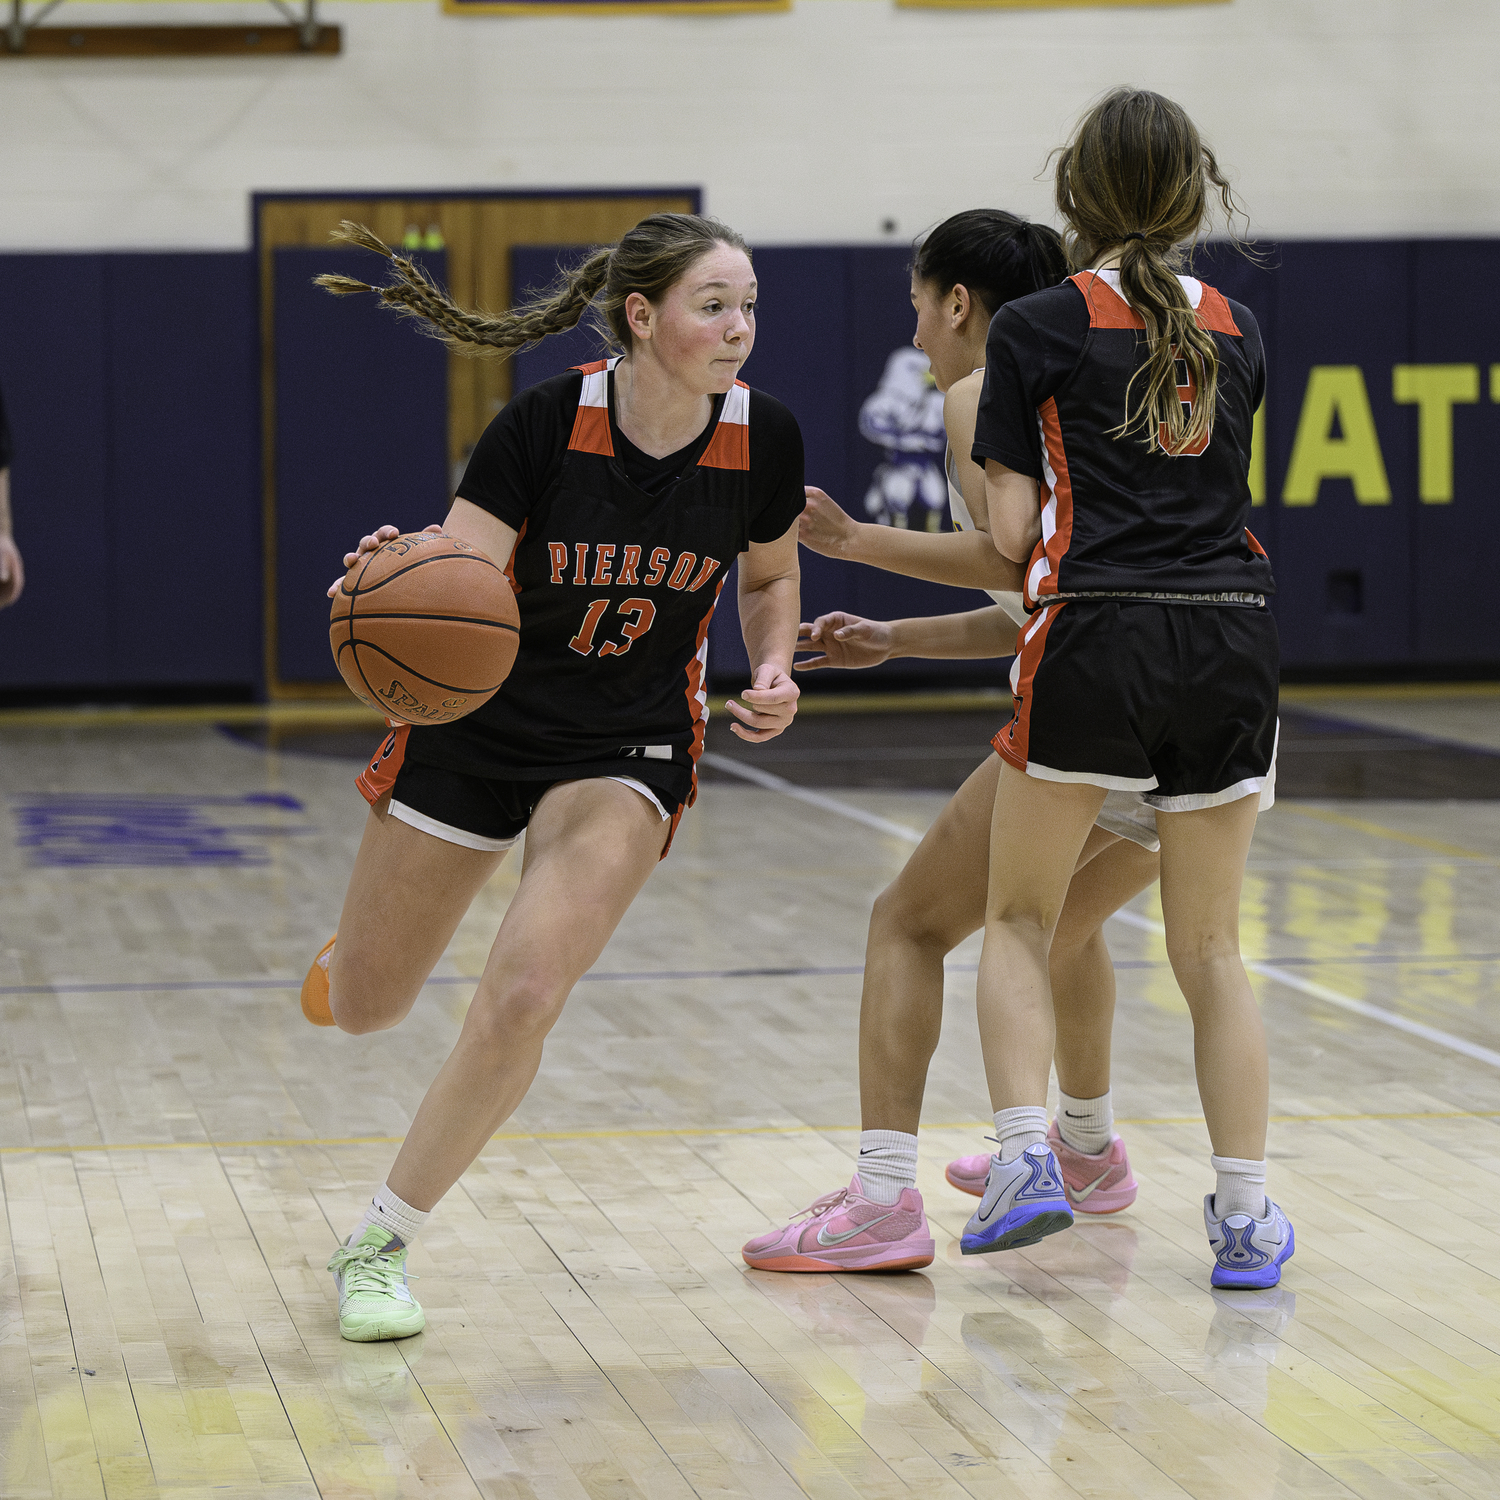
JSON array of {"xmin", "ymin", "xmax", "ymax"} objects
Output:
[
  {"xmin": 0, "ymin": 0, "xmax": 1494, "ymax": 253},
  {"xmin": 3, "ymin": 236, "xmax": 1500, "ymax": 700}
]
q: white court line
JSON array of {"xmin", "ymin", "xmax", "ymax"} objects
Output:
[{"xmin": 707, "ymin": 755, "xmax": 1500, "ymax": 1073}]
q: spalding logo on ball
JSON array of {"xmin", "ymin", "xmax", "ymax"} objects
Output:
[{"xmin": 329, "ymin": 531, "xmax": 520, "ymax": 725}]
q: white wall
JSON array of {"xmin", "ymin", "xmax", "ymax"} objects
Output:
[{"xmin": 0, "ymin": 0, "xmax": 1495, "ymax": 252}]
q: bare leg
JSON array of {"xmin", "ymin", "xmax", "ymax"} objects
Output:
[
  {"xmin": 859, "ymin": 754, "xmax": 1159, "ymax": 1130},
  {"xmin": 328, "ymin": 792, "xmax": 507, "ymax": 1035},
  {"xmin": 858, "ymin": 756, "xmax": 998, "ymax": 1133},
  {"xmin": 1049, "ymin": 838, "xmax": 1161, "ymax": 1099},
  {"xmin": 976, "ymin": 767, "xmax": 1105, "ymax": 1112},
  {"xmin": 385, "ymin": 779, "xmax": 669, "ymax": 1211},
  {"xmin": 1156, "ymin": 796, "xmax": 1267, "ymax": 1160}
]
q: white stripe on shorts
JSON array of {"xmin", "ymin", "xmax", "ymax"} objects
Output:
[
  {"xmin": 606, "ymin": 776, "xmax": 670, "ymax": 821},
  {"xmin": 388, "ymin": 799, "xmax": 518, "ymax": 853}
]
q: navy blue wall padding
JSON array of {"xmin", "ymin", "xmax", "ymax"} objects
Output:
[
  {"xmin": 1267, "ymin": 243, "xmax": 1416, "ymax": 666},
  {"xmin": 1410, "ymin": 241, "xmax": 1500, "ymax": 661},
  {"xmin": 510, "ymin": 244, "xmax": 1004, "ymax": 686},
  {"xmin": 5, "ymin": 238, "xmax": 1500, "ymax": 697},
  {"xmin": 273, "ymin": 248, "xmax": 450, "ymax": 683},
  {"xmin": 0, "ymin": 252, "xmax": 258, "ymax": 691}
]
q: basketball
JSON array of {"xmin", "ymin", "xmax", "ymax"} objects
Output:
[{"xmin": 329, "ymin": 530, "xmax": 519, "ymax": 725}]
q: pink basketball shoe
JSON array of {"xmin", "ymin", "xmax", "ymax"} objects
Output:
[
  {"xmin": 945, "ymin": 1120, "xmax": 1138, "ymax": 1214},
  {"xmin": 741, "ymin": 1175, "xmax": 935, "ymax": 1272}
]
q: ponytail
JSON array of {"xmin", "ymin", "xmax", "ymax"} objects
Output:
[
  {"xmin": 316, "ymin": 212, "xmax": 751, "ymax": 360},
  {"xmin": 1053, "ymin": 87, "xmax": 1247, "ymax": 454}
]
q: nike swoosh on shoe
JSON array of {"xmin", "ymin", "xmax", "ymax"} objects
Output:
[
  {"xmin": 1067, "ymin": 1170, "xmax": 1112, "ymax": 1204},
  {"xmin": 816, "ymin": 1212, "xmax": 896, "ymax": 1247}
]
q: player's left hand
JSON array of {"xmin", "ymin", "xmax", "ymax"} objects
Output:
[
  {"xmin": 0, "ymin": 535, "xmax": 24, "ymax": 610},
  {"xmin": 726, "ymin": 664, "xmax": 799, "ymax": 742}
]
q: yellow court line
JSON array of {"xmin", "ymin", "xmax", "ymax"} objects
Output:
[
  {"xmin": 1277, "ymin": 804, "xmax": 1499, "ymax": 864},
  {"xmin": 3, "ymin": 1110, "xmax": 1496, "ymax": 1157}
]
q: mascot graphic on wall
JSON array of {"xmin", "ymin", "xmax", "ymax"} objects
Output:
[{"xmin": 858, "ymin": 348, "xmax": 949, "ymax": 531}]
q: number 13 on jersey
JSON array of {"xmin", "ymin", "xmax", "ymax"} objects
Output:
[{"xmin": 568, "ymin": 597, "xmax": 658, "ymax": 657}]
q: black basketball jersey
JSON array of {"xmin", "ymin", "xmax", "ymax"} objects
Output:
[
  {"xmin": 404, "ymin": 359, "xmax": 805, "ymax": 803},
  {"xmin": 972, "ymin": 270, "xmax": 1273, "ymax": 608}
]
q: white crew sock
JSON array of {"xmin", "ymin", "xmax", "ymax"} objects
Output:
[
  {"xmin": 856, "ymin": 1130, "xmax": 919, "ymax": 1206},
  {"xmin": 993, "ymin": 1106, "xmax": 1049, "ymax": 1164},
  {"xmin": 352, "ymin": 1182, "xmax": 430, "ymax": 1249},
  {"xmin": 1210, "ymin": 1155, "xmax": 1267, "ymax": 1220},
  {"xmin": 1056, "ymin": 1089, "xmax": 1114, "ymax": 1156}
]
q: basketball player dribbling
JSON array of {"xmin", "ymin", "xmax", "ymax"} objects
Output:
[
  {"xmin": 743, "ymin": 211, "xmax": 1161, "ymax": 1274},
  {"xmin": 301, "ymin": 215, "xmax": 807, "ymax": 1340}
]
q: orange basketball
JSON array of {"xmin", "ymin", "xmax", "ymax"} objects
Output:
[{"xmin": 329, "ymin": 531, "xmax": 519, "ymax": 725}]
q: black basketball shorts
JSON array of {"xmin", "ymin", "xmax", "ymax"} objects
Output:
[
  {"xmin": 993, "ymin": 599, "xmax": 1279, "ymax": 811},
  {"xmin": 355, "ymin": 726, "xmax": 687, "ymax": 857}
]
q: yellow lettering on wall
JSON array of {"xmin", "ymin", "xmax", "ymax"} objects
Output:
[
  {"xmin": 1491, "ymin": 364, "xmax": 1500, "ymax": 402},
  {"xmin": 1392, "ymin": 364, "xmax": 1478, "ymax": 503},
  {"xmin": 1249, "ymin": 402, "xmax": 1265, "ymax": 506},
  {"xmin": 1281, "ymin": 366, "xmax": 1391, "ymax": 506}
]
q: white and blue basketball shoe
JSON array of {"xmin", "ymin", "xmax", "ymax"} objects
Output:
[
  {"xmin": 1204, "ymin": 1195, "xmax": 1295, "ymax": 1288},
  {"xmin": 960, "ymin": 1143, "xmax": 1074, "ymax": 1255}
]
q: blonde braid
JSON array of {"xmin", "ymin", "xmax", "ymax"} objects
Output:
[{"xmin": 314, "ymin": 220, "xmax": 612, "ymax": 360}]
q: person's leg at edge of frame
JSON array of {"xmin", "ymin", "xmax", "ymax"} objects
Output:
[
  {"xmin": 962, "ymin": 765, "xmax": 1105, "ymax": 1256},
  {"xmin": 1156, "ymin": 794, "xmax": 1294, "ymax": 1289},
  {"xmin": 329, "ymin": 778, "xmax": 670, "ymax": 1340}
]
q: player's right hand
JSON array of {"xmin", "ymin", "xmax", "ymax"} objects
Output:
[
  {"xmin": 327, "ymin": 524, "xmax": 443, "ymax": 598},
  {"xmin": 798, "ymin": 487, "xmax": 859, "ymax": 559},
  {"xmin": 794, "ymin": 612, "xmax": 893, "ymax": 671}
]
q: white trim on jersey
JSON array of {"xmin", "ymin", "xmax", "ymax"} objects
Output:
[
  {"xmin": 577, "ymin": 356, "xmax": 622, "ymax": 414},
  {"xmin": 388, "ymin": 800, "xmax": 518, "ymax": 853},
  {"xmin": 1090, "ymin": 267, "xmax": 1204, "ymax": 310}
]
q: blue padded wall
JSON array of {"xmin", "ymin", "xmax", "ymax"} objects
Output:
[
  {"xmin": 272, "ymin": 247, "xmax": 450, "ymax": 684},
  {"xmin": 0, "ymin": 252, "xmax": 258, "ymax": 693}
]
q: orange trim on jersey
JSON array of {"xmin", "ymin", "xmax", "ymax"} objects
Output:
[
  {"xmin": 1245, "ymin": 526, "xmax": 1268, "ymax": 558},
  {"xmin": 1072, "ymin": 272, "xmax": 1143, "ymax": 330},
  {"xmin": 355, "ymin": 724, "xmax": 410, "ymax": 806},
  {"xmin": 574, "ymin": 359, "xmax": 611, "ymax": 375},
  {"xmin": 567, "ymin": 405, "xmax": 613, "ymax": 457},
  {"xmin": 698, "ymin": 381, "xmax": 751, "ymax": 471},
  {"xmin": 1072, "ymin": 270, "xmax": 1242, "ymax": 337},
  {"xmin": 1028, "ymin": 397, "xmax": 1074, "ymax": 603},
  {"xmin": 1193, "ymin": 284, "xmax": 1242, "ymax": 336},
  {"xmin": 659, "ymin": 802, "xmax": 687, "ymax": 860},
  {"xmin": 992, "ymin": 604, "xmax": 1063, "ymax": 773},
  {"xmin": 680, "ymin": 578, "xmax": 724, "ymax": 814},
  {"xmin": 503, "ymin": 518, "xmax": 527, "ymax": 595}
]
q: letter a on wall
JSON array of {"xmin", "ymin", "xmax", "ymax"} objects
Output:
[{"xmin": 1282, "ymin": 366, "xmax": 1392, "ymax": 506}]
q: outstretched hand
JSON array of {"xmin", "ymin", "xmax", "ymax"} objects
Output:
[
  {"xmin": 0, "ymin": 536, "xmax": 24, "ymax": 610},
  {"xmin": 327, "ymin": 523, "xmax": 443, "ymax": 598},
  {"xmin": 725, "ymin": 662, "xmax": 799, "ymax": 742},
  {"xmin": 795, "ymin": 612, "xmax": 893, "ymax": 671},
  {"xmin": 797, "ymin": 486, "xmax": 859, "ymax": 559}
]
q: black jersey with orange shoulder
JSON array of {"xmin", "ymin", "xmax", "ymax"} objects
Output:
[
  {"xmin": 402, "ymin": 358, "xmax": 805, "ymax": 803},
  {"xmin": 972, "ymin": 270, "xmax": 1273, "ymax": 607}
]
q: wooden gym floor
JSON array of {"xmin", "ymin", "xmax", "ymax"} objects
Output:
[{"xmin": 2, "ymin": 689, "xmax": 1499, "ymax": 1499}]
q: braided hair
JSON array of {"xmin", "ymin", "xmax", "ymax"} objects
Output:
[{"xmin": 315, "ymin": 214, "xmax": 751, "ymax": 360}]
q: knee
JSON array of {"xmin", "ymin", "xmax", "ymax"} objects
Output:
[
  {"xmin": 328, "ymin": 954, "xmax": 418, "ymax": 1035},
  {"xmin": 464, "ymin": 971, "xmax": 570, "ymax": 1048},
  {"xmin": 870, "ymin": 879, "xmax": 966, "ymax": 954},
  {"xmin": 1164, "ymin": 926, "xmax": 1241, "ymax": 978}
]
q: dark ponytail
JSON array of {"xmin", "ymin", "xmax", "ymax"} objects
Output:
[{"xmin": 911, "ymin": 209, "xmax": 1068, "ymax": 318}]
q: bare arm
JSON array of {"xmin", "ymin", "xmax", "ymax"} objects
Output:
[
  {"xmin": 800, "ymin": 487, "xmax": 1022, "ymax": 593},
  {"xmin": 0, "ymin": 467, "xmax": 21, "ymax": 609},
  {"xmin": 729, "ymin": 518, "xmax": 801, "ymax": 742},
  {"xmin": 796, "ymin": 604, "xmax": 1018, "ymax": 670},
  {"xmin": 984, "ymin": 459, "xmax": 1043, "ymax": 565},
  {"xmin": 325, "ymin": 499, "xmax": 518, "ymax": 597}
]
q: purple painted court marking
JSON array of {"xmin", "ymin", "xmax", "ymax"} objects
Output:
[{"xmin": 10, "ymin": 792, "xmax": 312, "ymax": 868}]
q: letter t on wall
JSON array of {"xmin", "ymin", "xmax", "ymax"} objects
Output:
[{"xmin": 1392, "ymin": 364, "xmax": 1479, "ymax": 503}]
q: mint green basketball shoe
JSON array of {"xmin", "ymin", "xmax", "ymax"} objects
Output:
[{"xmin": 327, "ymin": 1225, "xmax": 425, "ymax": 1341}]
